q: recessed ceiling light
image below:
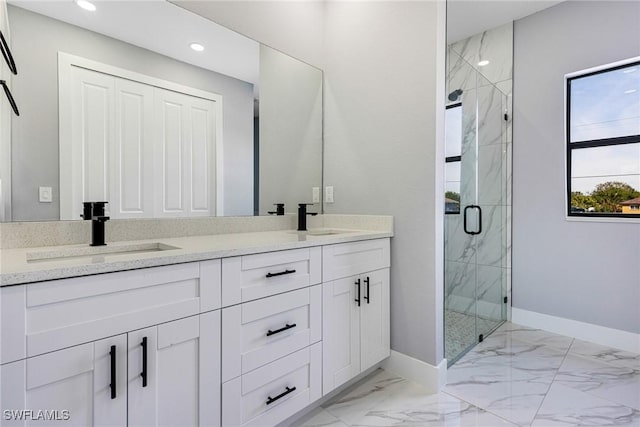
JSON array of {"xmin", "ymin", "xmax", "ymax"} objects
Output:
[
  {"xmin": 190, "ymin": 43, "xmax": 204, "ymax": 52},
  {"xmin": 623, "ymin": 68, "xmax": 637, "ymax": 74},
  {"xmin": 75, "ymin": 0, "xmax": 96, "ymax": 12},
  {"xmin": 477, "ymin": 60, "xmax": 490, "ymax": 67},
  {"xmin": 624, "ymin": 89, "xmax": 637, "ymax": 94}
]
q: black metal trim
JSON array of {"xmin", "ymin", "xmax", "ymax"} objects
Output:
[
  {"xmin": 266, "ymin": 323, "xmax": 297, "ymax": 337},
  {"xmin": 266, "ymin": 386, "xmax": 296, "ymax": 405},
  {"xmin": 266, "ymin": 269, "xmax": 296, "ymax": 278},
  {"xmin": 0, "ymin": 80, "xmax": 19, "ymax": 116},
  {"xmin": 566, "ymin": 59, "xmax": 640, "ymax": 218},
  {"xmin": 0, "ymin": 30, "xmax": 17, "ymax": 75},
  {"xmin": 140, "ymin": 337, "xmax": 148, "ymax": 388}
]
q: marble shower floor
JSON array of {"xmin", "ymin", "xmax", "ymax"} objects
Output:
[{"xmin": 296, "ymin": 322, "xmax": 640, "ymax": 427}]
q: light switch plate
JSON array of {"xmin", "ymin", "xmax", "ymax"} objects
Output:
[
  {"xmin": 39, "ymin": 186, "xmax": 53, "ymax": 203},
  {"xmin": 325, "ymin": 186, "xmax": 334, "ymax": 203},
  {"xmin": 312, "ymin": 187, "xmax": 320, "ymax": 203}
]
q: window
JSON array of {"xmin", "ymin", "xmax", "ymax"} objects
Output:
[
  {"xmin": 445, "ymin": 103, "xmax": 462, "ymax": 214},
  {"xmin": 567, "ymin": 58, "xmax": 640, "ymax": 218}
]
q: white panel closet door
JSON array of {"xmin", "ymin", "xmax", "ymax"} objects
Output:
[
  {"xmin": 63, "ymin": 67, "xmax": 115, "ymax": 220},
  {"xmin": 188, "ymin": 97, "xmax": 216, "ymax": 216},
  {"xmin": 154, "ymin": 89, "xmax": 216, "ymax": 217},
  {"xmin": 111, "ymin": 78, "xmax": 154, "ymax": 218}
]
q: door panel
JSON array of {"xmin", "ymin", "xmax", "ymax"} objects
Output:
[
  {"xmin": 360, "ymin": 269, "xmax": 390, "ymax": 371},
  {"xmin": 322, "ymin": 276, "xmax": 360, "ymax": 395},
  {"xmin": 1, "ymin": 335, "xmax": 127, "ymax": 427}
]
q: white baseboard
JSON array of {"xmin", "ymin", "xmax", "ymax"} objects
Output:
[
  {"xmin": 381, "ymin": 350, "xmax": 447, "ymax": 393},
  {"xmin": 512, "ymin": 308, "xmax": 640, "ymax": 354}
]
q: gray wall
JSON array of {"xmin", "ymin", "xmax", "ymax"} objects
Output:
[
  {"xmin": 259, "ymin": 45, "xmax": 322, "ymax": 215},
  {"xmin": 178, "ymin": 1, "xmax": 447, "ymax": 367},
  {"xmin": 8, "ymin": 5, "xmax": 254, "ymax": 220},
  {"xmin": 513, "ymin": 1, "xmax": 640, "ymax": 333},
  {"xmin": 322, "ymin": 1, "xmax": 445, "ymax": 366}
]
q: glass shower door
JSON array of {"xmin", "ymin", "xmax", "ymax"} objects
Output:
[{"xmin": 444, "ymin": 50, "xmax": 508, "ymax": 365}]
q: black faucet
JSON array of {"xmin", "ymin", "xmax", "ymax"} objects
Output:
[
  {"xmin": 81, "ymin": 201, "xmax": 110, "ymax": 246},
  {"xmin": 268, "ymin": 203, "xmax": 285, "ymax": 215},
  {"xmin": 297, "ymin": 203, "xmax": 317, "ymax": 231}
]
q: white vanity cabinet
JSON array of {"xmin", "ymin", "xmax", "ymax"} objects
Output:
[
  {"xmin": 1, "ymin": 313, "xmax": 221, "ymax": 427},
  {"xmin": 220, "ymin": 247, "xmax": 323, "ymax": 427},
  {"xmin": 0, "ymin": 236, "xmax": 391, "ymax": 427},
  {"xmin": 322, "ymin": 239, "xmax": 391, "ymax": 395},
  {"xmin": 0, "ymin": 260, "xmax": 222, "ymax": 427}
]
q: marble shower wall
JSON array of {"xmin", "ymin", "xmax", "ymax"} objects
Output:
[{"xmin": 445, "ymin": 23, "xmax": 513, "ymax": 324}]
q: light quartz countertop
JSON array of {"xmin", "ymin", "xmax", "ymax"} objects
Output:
[{"xmin": 0, "ymin": 228, "xmax": 392, "ymax": 286}]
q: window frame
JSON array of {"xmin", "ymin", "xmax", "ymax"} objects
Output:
[
  {"xmin": 565, "ymin": 56, "xmax": 640, "ymax": 220},
  {"xmin": 445, "ymin": 102, "xmax": 462, "ymax": 215}
]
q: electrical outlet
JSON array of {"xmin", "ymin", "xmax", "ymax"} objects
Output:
[
  {"xmin": 325, "ymin": 186, "xmax": 334, "ymax": 203},
  {"xmin": 39, "ymin": 186, "xmax": 53, "ymax": 203},
  {"xmin": 312, "ymin": 187, "xmax": 320, "ymax": 203}
]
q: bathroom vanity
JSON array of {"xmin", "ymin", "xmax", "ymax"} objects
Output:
[{"xmin": 0, "ymin": 224, "xmax": 391, "ymax": 426}]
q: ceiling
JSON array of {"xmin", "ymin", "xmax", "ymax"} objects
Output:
[
  {"xmin": 8, "ymin": 0, "xmax": 259, "ymax": 85},
  {"xmin": 447, "ymin": 0, "xmax": 564, "ymax": 43}
]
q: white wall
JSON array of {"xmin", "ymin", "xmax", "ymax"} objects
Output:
[
  {"xmin": 513, "ymin": 1, "xmax": 640, "ymax": 334},
  {"xmin": 8, "ymin": 6, "xmax": 254, "ymax": 220},
  {"xmin": 179, "ymin": 1, "xmax": 447, "ymax": 367}
]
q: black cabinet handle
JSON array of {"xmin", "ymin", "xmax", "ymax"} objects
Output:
[
  {"xmin": 140, "ymin": 337, "xmax": 148, "ymax": 388},
  {"xmin": 109, "ymin": 345, "xmax": 116, "ymax": 399},
  {"xmin": 355, "ymin": 278, "xmax": 361, "ymax": 307},
  {"xmin": 0, "ymin": 80, "xmax": 19, "ymax": 116},
  {"xmin": 0, "ymin": 30, "xmax": 17, "ymax": 75},
  {"xmin": 266, "ymin": 386, "xmax": 296, "ymax": 405},
  {"xmin": 266, "ymin": 323, "xmax": 297, "ymax": 337},
  {"xmin": 364, "ymin": 276, "xmax": 370, "ymax": 304},
  {"xmin": 463, "ymin": 205, "xmax": 482, "ymax": 235},
  {"xmin": 266, "ymin": 269, "xmax": 296, "ymax": 278}
]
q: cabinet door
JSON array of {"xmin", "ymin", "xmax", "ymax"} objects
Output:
[
  {"xmin": 1, "ymin": 335, "xmax": 127, "ymax": 426},
  {"xmin": 360, "ymin": 269, "xmax": 391, "ymax": 371},
  {"xmin": 322, "ymin": 276, "xmax": 360, "ymax": 395},
  {"xmin": 128, "ymin": 313, "xmax": 220, "ymax": 427}
]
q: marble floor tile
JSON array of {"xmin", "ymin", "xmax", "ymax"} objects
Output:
[
  {"xmin": 531, "ymin": 383, "xmax": 640, "ymax": 427},
  {"xmin": 554, "ymin": 354, "xmax": 640, "ymax": 410},
  {"xmin": 490, "ymin": 323, "xmax": 574, "ymax": 352},
  {"xmin": 568, "ymin": 339, "xmax": 640, "ymax": 370},
  {"xmin": 323, "ymin": 370, "xmax": 407, "ymax": 425},
  {"xmin": 353, "ymin": 385, "xmax": 517, "ymax": 426},
  {"xmin": 298, "ymin": 408, "xmax": 350, "ymax": 427}
]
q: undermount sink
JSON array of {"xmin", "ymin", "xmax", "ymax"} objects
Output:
[
  {"xmin": 26, "ymin": 242, "xmax": 180, "ymax": 264},
  {"xmin": 288, "ymin": 229, "xmax": 351, "ymax": 236}
]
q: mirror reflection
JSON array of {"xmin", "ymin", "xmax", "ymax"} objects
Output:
[{"xmin": 0, "ymin": 0, "xmax": 322, "ymax": 222}]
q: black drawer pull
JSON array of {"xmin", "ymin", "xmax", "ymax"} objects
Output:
[
  {"xmin": 109, "ymin": 345, "xmax": 116, "ymax": 399},
  {"xmin": 0, "ymin": 80, "xmax": 19, "ymax": 116},
  {"xmin": 266, "ymin": 323, "xmax": 297, "ymax": 337},
  {"xmin": 266, "ymin": 269, "xmax": 296, "ymax": 278},
  {"xmin": 364, "ymin": 276, "xmax": 370, "ymax": 304},
  {"xmin": 355, "ymin": 278, "xmax": 361, "ymax": 307},
  {"xmin": 266, "ymin": 386, "xmax": 296, "ymax": 405},
  {"xmin": 140, "ymin": 337, "xmax": 148, "ymax": 388}
]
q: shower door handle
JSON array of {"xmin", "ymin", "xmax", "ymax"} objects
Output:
[{"xmin": 463, "ymin": 205, "xmax": 482, "ymax": 235}]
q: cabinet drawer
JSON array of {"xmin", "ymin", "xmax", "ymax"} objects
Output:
[
  {"xmin": 322, "ymin": 239, "xmax": 390, "ymax": 282},
  {"xmin": 222, "ymin": 247, "xmax": 321, "ymax": 306},
  {"xmin": 222, "ymin": 342, "xmax": 321, "ymax": 427},
  {"xmin": 222, "ymin": 285, "xmax": 321, "ymax": 382},
  {"xmin": 1, "ymin": 260, "xmax": 221, "ymax": 364}
]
